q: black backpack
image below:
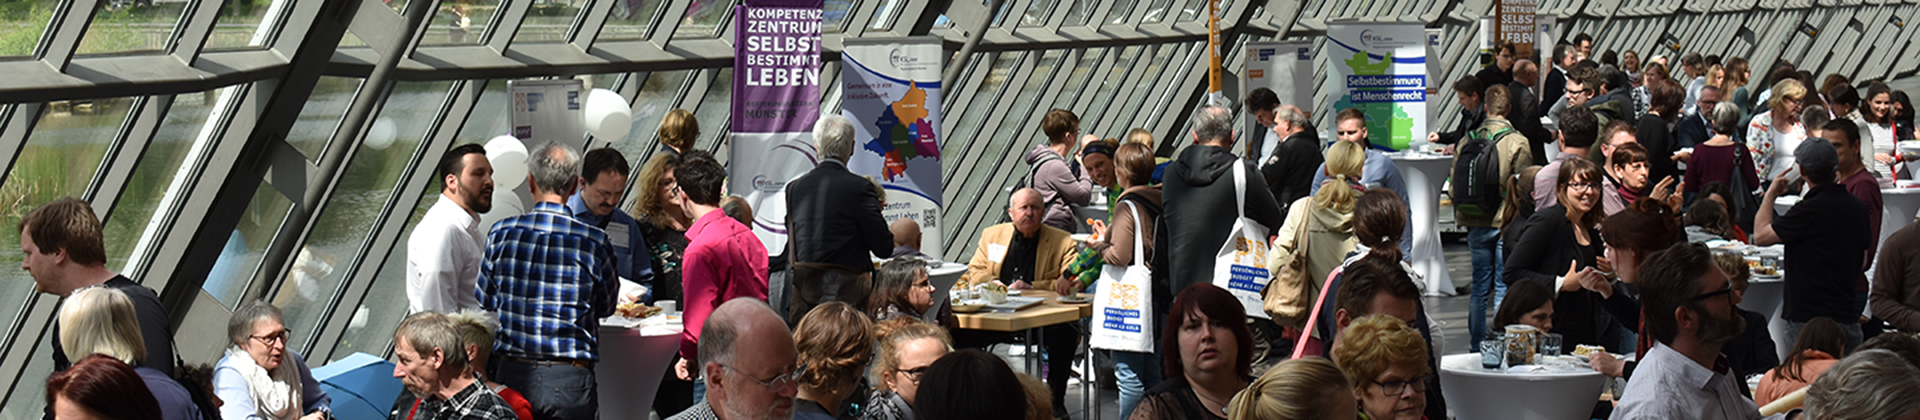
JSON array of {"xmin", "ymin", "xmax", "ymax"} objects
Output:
[
  {"xmin": 1451, "ymin": 126, "xmax": 1515, "ymax": 219},
  {"xmin": 1000, "ymin": 153, "xmax": 1065, "ymax": 223}
]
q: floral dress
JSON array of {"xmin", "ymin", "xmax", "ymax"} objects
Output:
[{"xmin": 1744, "ymin": 110, "xmax": 1807, "ymax": 181}]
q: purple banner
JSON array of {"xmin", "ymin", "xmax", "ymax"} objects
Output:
[{"xmin": 731, "ymin": 4, "xmax": 822, "ymax": 134}]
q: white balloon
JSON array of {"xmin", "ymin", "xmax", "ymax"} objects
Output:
[
  {"xmin": 365, "ymin": 117, "xmax": 397, "ymax": 150},
  {"xmin": 478, "ymin": 188, "xmax": 526, "ymax": 232},
  {"xmin": 485, "ymin": 135, "xmax": 529, "ymax": 190},
  {"xmin": 583, "ymin": 88, "xmax": 633, "ymax": 141}
]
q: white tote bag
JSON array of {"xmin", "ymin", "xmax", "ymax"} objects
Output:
[
  {"xmin": 1091, "ymin": 202, "xmax": 1153, "ymax": 352},
  {"xmin": 1212, "ymin": 163, "xmax": 1273, "ymax": 320}
]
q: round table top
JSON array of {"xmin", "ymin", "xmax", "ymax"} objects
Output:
[{"xmin": 1439, "ymin": 354, "xmax": 1607, "ymax": 380}]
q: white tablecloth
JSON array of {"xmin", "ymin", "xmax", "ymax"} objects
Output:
[
  {"xmin": 1390, "ymin": 152, "xmax": 1456, "ymax": 296},
  {"xmin": 596, "ymin": 320, "xmax": 683, "ymax": 419},
  {"xmin": 1438, "ymin": 354, "xmax": 1609, "ymax": 420}
]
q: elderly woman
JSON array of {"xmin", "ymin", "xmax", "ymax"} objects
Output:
[
  {"xmin": 49, "ymin": 354, "xmax": 164, "ymax": 420},
  {"xmin": 1130, "ymin": 284, "xmax": 1253, "ymax": 420},
  {"xmin": 213, "ymin": 302, "xmax": 329, "ymax": 420},
  {"xmin": 58, "ymin": 287, "xmax": 203, "ymax": 420},
  {"xmin": 860, "ymin": 318, "xmax": 952, "ymax": 420},
  {"xmin": 794, "ymin": 302, "xmax": 874, "ymax": 420},
  {"xmin": 1747, "ymin": 79, "xmax": 1811, "ymax": 182},
  {"xmin": 868, "ymin": 258, "xmax": 954, "ymax": 328},
  {"xmin": 1226, "ymin": 357, "xmax": 1354, "ymax": 420},
  {"xmin": 1505, "ymin": 158, "xmax": 1624, "ymax": 352},
  {"xmin": 1805, "ymin": 349, "xmax": 1920, "ymax": 419},
  {"xmin": 1333, "ymin": 314, "xmax": 1431, "ymax": 420}
]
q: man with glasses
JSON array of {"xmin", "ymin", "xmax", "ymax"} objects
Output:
[
  {"xmin": 1754, "ymin": 138, "xmax": 1870, "ymax": 351},
  {"xmin": 476, "ymin": 141, "xmax": 618, "ymax": 420},
  {"xmin": 675, "ymin": 150, "xmax": 771, "ymax": 403},
  {"xmin": 1544, "ymin": 64, "xmax": 1600, "ymax": 135},
  {"xmin": 1611, "ymin": 242, "xmax": 1771, "ymax": 420},
  {"xmin": 668, "ymin": 298, "xmax": 800, "ymax": 420},
  {"xmin": 19, "ymin": 198, "xmax": 178, "ymax": 380},
  {"xmin": 1676, "ymin": 86, "xmax": 1722, "ymax": 149},
  {"xmin": 1476, "ymin": 41, "xmax": 1517, "ymax": 89}
]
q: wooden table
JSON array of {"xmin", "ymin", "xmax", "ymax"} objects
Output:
[{"xmin": 952, "ymin": 290, "xmax": 1100, "ymax": 420}]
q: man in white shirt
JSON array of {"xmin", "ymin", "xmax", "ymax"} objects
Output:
[
  {"xmin": 407, "ymin": 144, "xmax": 494, "ymax": 313},
  {"xmin": 1612, "ymin": 242, "xmax": 1789, "ymax": 420}
]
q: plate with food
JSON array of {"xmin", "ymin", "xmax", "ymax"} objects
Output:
[
  {"xmin": 1056, "ymin": 296, "xmax": 1091, "ymax": 304},
  {"xmin": 950, "ymin": 302, "xmax": 986, "ymax": 313},
  {"xmin": 616, "ymin": 302, "xmax": 664, "ymax": 319}
]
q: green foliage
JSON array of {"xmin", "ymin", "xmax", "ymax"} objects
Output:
[{"xmin": 0, "ymin": 5, "xmax": 53, "ymax": 57}]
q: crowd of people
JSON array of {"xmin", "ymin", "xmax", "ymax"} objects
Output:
[{"xmin": 19, "ymin": 27, "xmax": 1920, "ymax": 420}]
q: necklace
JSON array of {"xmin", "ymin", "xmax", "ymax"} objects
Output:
[{"xmin": 1191, "ymin": 385, "xmax": 1233, "ymax": 416}]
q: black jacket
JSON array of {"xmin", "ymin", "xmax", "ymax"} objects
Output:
[
  {"xmin": 1434, "ymin": 108, "xmax": 1486, "ymax": 145},
  {"xmin": 1477, "ymin": 66, "xmax": 1513, "ymax": 90},
  {"xmin": 1674, "ymin": 111, "xmax": 1712, "ymax": 149},
  {"xmin": 1542, "ymin": 67, "xmax": 1567, "ymax": 110},
  {"xmin": 1636, "ymin": 114, "xmax": 1681, "ymax": 189},
  {"xmin": 1502, "ymin": 205, "xmax": 1635, "ymax": 352},
  {"xmin": 785, "ymin": 160, "xmax": 893, "ymax": 270},
  {"xmin": 1508, "ymin": 81, "xmax": 1554, "ymax": 165},
  {"xmin": 1260, "ymin": 130, "xmax": 1323, "ymax": 221},
  {"xmin": 1153, "ymin": 145, "xmax": 1285, "ymax": 320}
]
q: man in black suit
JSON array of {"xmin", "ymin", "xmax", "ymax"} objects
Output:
[
  {"xmin": 1675, "ymin": 85, "xmax": 1720, "ymax": 149},
  {"xmin": 1259, "ymin": 102, "xmax": 1323, "ymax": 219},
  {"xmin": 784, "ymin": 115, "xmax": 894, "ymax": 324},
  {"xmin": 1542, "ymin": 43, "xmax": 1574, "ymax": 110}
]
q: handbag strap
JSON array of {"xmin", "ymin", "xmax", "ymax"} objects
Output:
[
  {"xmin": 1291, "ymin": 266, "xmax": 1344, "ymax": 358},
  {"xmin": 1125, "ymin": 201, "xmax": 1146, "ymax": 269},
  {"xmin": 1233, "ymin": 162, "xmax": 1247, "ymax": 219}
]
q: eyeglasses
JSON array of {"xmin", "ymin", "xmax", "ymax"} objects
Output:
[
  {"xmin": 896, "ymin": 365, "xmax": 931, "ymax": 382},
  {"xmin": 1566, "ymin": 182, "xmax": 1603, "ymax": 192},
  {"xmin": 722, "ymin": 363, "xmax": 805, "ymax": 389},
  {"xmin": 250, "ymin": 330, "xmax": 290, "ymax": 346},
  {"xmin": 1565, "ymin": 87, "xmax": 1589, "ymax": 96},
  {"xmin": 1372, "ymin": 376, "xmax": 1430, "ymax": 397},
  {"xmin": 669, "ymin": 184, "xmax": 683, "ymax": 196},
  {"xmin": 1692, "ymin": 280, "xmax": 1737, "ymax": 302},
  {"xmin": 913, "ymin": 280, "xmax": 934, "ymax": 290}
]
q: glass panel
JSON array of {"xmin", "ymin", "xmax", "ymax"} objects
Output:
[
  {"xmin": 939, "ymin": 52, "xmax": 1018, "ymax": 175},
  {"xmin": 865, "ymin": 0, "xmax": 899, "ymax": 30},
  {"xmin": 79, "ymin": 3, "xmax": 189, "ymax": 54},
  {"xmin": 609, "ymin": 70, "xmax": 693, "ymax": 166},
  {"xmin": 0, "ymin": 0, "xmax": 56, "ymax": 57},
  {"xmin": 515, "ymin": 1, "xmax": 582, "ymax": 43},
  {"xmin": 986, "ymin": 50, "xmax": 1064, "ymax": 149},
  {"xmin": 1021, "ymin": 0, "xmax": 1056, "ymax": 26},
  {"xmin": 1051, "ymin": 48, "xmax": 1105, "ymax": 109},
  {"xmin": 1174, "ymin": 0, "xmax": 1207, "ymax": 22},
  {"xmin": 1141, "ymin": 0, "xmax": 1175, "ymax": 23},
  {"xmin": 1061, "ymin": 0, "xmax": 1095, "ymax": 26},
  {"xmin": 689, "ymin": 68, "xmax": 733, "ymax": 154},
  {"xmin": 1108, "ymin": 43, "xmax": 1183, "ymax": 135},
  {"xmin": 0, "ymin": 100, "xmax": 124, "ymax": 342},
  {"xmin": 424, "ymin": 0, "xmax": 503, "ymax": 45},
  {"xmin": 203, "ymin": 180, "xmax": 295, "ymax": 306},
  {"xmin": 287, "ymin": 77, "xmax": 363, "ymax": 161},
  {"xmin": 275, "ymin": 80, "xmax": 452, "ymax": 349},
  {"xmin": 1103, "ymin": 0, "xmax": 1135, "ymax": 24},
  {"xmin": 673, "ymin": 0, "xmax": 736, "ymax": 38},
  {"xmin": 104, "ymin": 89, "xmax": 229, "ymax": 271},
  {"xmin": 338, "ymin": 31, "xmax": 369, "ymax": 48},
  {"xmin": 328, "ymin": 182, "xmax": 435, "ymax": 360},
  {"xmin": 454, "ymin": 79, "xmax": 512, "ymax": 146},
  {"xmin": 600, "ymin": 0, "xmax": 666, "ymax": 40},
  {"xmin": 824, "ymin": 0, "xmax": 854, "ymax": 32},
  {"xmin": 206, "ymin": 0, "xmax": 283, "ymax": 49},
  {"xmin": 0, "ymin": 340, "xmax": 57, "ymax": 418},
  {"xmin": 1079, "ymin": 45, "xmax": 1143, "ymax": 129}
]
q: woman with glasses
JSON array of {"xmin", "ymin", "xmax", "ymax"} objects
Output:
[
  {"xmin": 1332, "ymin": 314, "xmax": 1430, "ymax": 420},
  {"xmin": 859, "ymin": 318, "xmax": 951, "ymax": 420},
  {"xmin": 1746, "ymin": 79, "xmax": 1811, "ymax": 183},
  {"xmin": 794, "ymin": 302, "xmax": 873, "ymax": 420},
  {"xmin": 867, "ymin": 258, "xmax": 954, "ymax": 328},
  {"xmin": 1130, "ymin": 284, "xmax": 1252, "ymax": 420},
  {"xmin": 213, "ymin": 301, "xmax": 331, "ymax": 420},
  {"xmin": 1504, "ymin": 158, "xmax": 1628, "ymax": 352},
  {"xmin": 632, "ymin": 153, "xmax": 699, "ymax": 415}
]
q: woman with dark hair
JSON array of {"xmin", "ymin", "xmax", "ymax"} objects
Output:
[
  {"xmin": 1605, "ymin": 142, "xmax": 1656, "ymax": 210},
  {"xmin": 1492, "ymin": 279, "xmax": 1555, "ymax": 332},
  {"xmin": 49, "ymin": 354, "xmax": 163, "ymax": 420},
  {"xmin": 1501, "ymin": 166, "xmax": 1542, "ymax": 254},
  {"xmin": 1756, "ymin": 317, "xmax": 1849, "ymax": 406},
  {"xmin": 1086, "ymin": 141, "xmax": 1164, "ymax": 419},
  {"xmin": 1130, "ymin": 284, "xmax": 1253, "ymax": 420},
  {"xmin": 1637, "ymin": 79, "xmax": 1686, "ymax": 189},
  {"xmin": 794, "ymin": 302, "xmax": 874, "ymax": 420},
  {"xmin": 1863, "ymin": 83, "xmax": 1899, "ymax": 176},
  {"xmin": 1696, "ymin": 182, "xmax": 1752, "ymax": 240},
  {"xmin": 1894, "ymin": 90, "xmax": 1916, "ymax": 141},
  {"xmin": 913, "ymin": 350, "xmax": 1028, "ymax": 420},
  {"xmin": 868, "ymin": 258, "xmax": 954, "ymax": 328},
  {"xmin": 1683, "ymin": 198, "xmax": 1738, "ymax": 242},
  {"xmin": 1504, "ymin": 158, "xmax": 1623, "ymax": 351}
]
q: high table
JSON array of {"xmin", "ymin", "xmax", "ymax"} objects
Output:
[
  {"xmin": 1389, "ymin": 152, "xmax": 1457, "ymax": 296},
  {"xmin": 1881, "ymin": 186, "xmax": 1920, "ymax": 244},
  {"xmin": 1438, "ymin": 354, "xmax": 1610, "ymax": 420},
  {"xmin": 953, "ymin": 291, "xmax": 1098, "ymax": 419},
  {"xmin": 596, "ymin": 319, "xmax": 683, "ymax": 419}
]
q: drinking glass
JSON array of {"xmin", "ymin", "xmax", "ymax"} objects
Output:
[
  {"xmin": 1539, "ymin": 333, "xmax": 1564, "ymax": 357},
  {"xmin": 1480, "ymin": 338, "xmax": 1505, "ymax": 370}
]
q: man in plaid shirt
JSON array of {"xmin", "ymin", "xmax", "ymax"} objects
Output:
[
  {"xmin": 390, "ymin": 312, "xmax": 516, "ymax": 420},
  {"xmin": 477, "ymin": 141, "xmax": 618, "ymax": 420}
]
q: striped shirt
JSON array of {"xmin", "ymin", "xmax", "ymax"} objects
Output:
[{"xmin": 477, "ymin": 202, "xmax": 618, "ymax": 361}]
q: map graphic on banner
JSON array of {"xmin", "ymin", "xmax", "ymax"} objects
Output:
[
  {"xmin": 1326, "ymin": 23, "xmax": 1429, "ymax": 151},
  {"xmin": 730, "ymin": 0, "xmax": 823, "ymax": 255},
  {"xmin": 843, "ymin": 37, "xmax": 945, "ymax": 257}
]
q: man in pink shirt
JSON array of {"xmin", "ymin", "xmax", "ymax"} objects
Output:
[{"xmin": 672, "ymin": 150, "xmax": 770, "ymax": 402}]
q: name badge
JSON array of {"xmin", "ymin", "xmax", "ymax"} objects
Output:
[
  {"xmin": 606, "ymin": 222, "xmax": 631, "ymax": 249},
  {"xmin": 988, "ymin": 243, "xmax": 1007, "ymax": 263}
]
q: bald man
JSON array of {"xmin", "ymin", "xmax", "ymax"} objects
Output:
[
  {"xmin": 958, "ymin": 188, "xmax": 1079, "ymax": 416},
  {"xmin": 667, "ymin": 298, "xmax": 799, "ymax": 420},
  {"xmin": 889, "ymin": 219, "xmax": 926, "ymax": 258}
]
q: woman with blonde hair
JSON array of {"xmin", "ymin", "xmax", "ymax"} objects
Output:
[
  {"xmin": 1226, "ymin": 357, "xmax": 1354, "ymax": 420},
  {"xmin": 1332, "ymin": 314, "xmax": 1431, "ymax": 420},
  {"xmin": 657, "ymin": 109, "xmax": 699, "ymax": 156},
  {"xmin": 1747, "ymin": 79, "xmax": 1811, "ymax": 181},
  {"xmin": 860, "ymin": 318, "xmax": 952, "ymax": 420},
  {"xmin": 794, "ymin": 302, "xmax": 875, "ymax": 420},
  {"xmin": 58, "ymin": 287, "xmax": 203, "ymax": 420},
  {"xmin": 1273, "ymin": 139, "xmax": 1367, "ymax": 320},
  {"xmin": 445, "ymin": 310, "xmax": 533, "ymax": 420}
]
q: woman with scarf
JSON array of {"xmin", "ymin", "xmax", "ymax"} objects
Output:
[{"xmin": 212, "ymin": 301, "xmax": 330, "ymax": 420}]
